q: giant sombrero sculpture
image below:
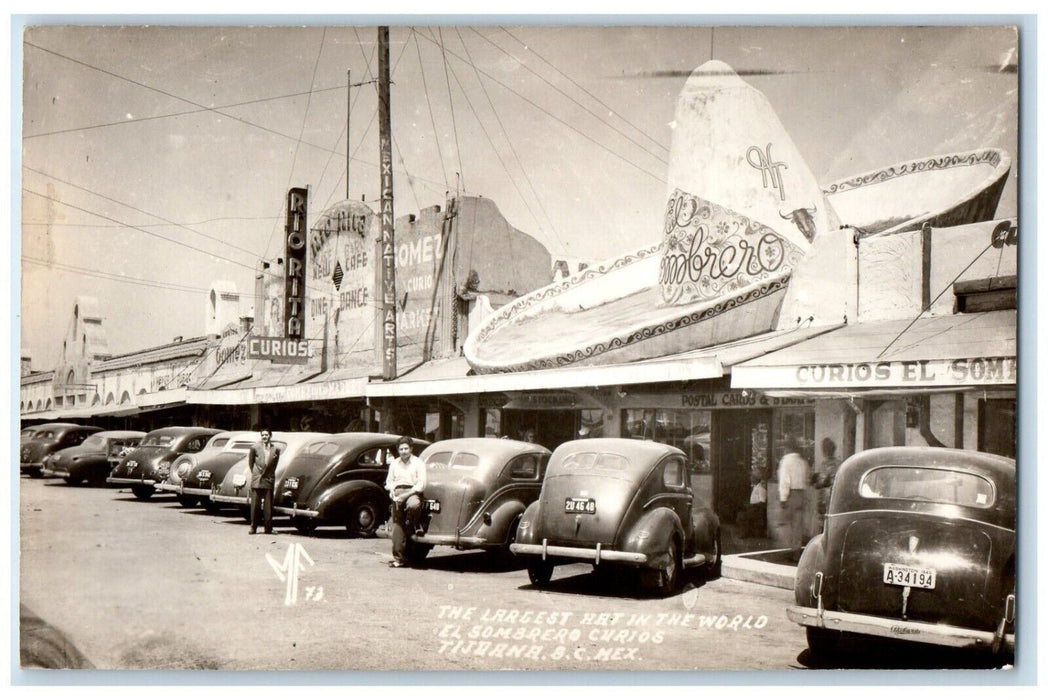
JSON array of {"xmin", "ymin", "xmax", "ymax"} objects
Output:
[{"xmin": 464, "ymin": 61, "xmax": 1011, "ymax": 375}]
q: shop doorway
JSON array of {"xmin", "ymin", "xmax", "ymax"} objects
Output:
[
  {"xmin": 711, "ymin": 409, "xmax": 772, "ymax": 551},
  {"xmin": 501, "ymin": 408, "xmax": 591, "ymax": 450}
]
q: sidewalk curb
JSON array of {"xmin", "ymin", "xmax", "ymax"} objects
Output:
[{"xmin": 721, "ymin": 552, "xmax": 797, "ymax": 590}]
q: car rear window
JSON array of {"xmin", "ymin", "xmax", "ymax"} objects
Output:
[
  {"xmin": 231, "ymin": 441, "xmax": 256, "ymax": 451},
  {"xmin": 562, "ymin": 451, "xmax": 630, "ymax": 472},
  {"xmin": 35, "ymin": 430, "xmax": 56, "ymax": 439},
  {"xmin": 859, "ymin": 466, "xmax": 995, "ymax": 508},
  {"xmin": 82, "ymin": 435, "xmax": 106, "ymax": 448},
  {"xmin": 142, "ymin": 435, "xmax": 175, "ymax": 447},
  {"xmin": 425, "ymin": 451, "xmax": 453, "ymax": 469},
  {"xmin": 450, "ymin": 452, "xmax": 480, "ymax": 471},
  {"xmin": 305, "ymin": 441, "xmax": 339, "ymax": 457},
  {"xmin": 209, "ymin": 437, "xmax": 230, "ymax": 449}
]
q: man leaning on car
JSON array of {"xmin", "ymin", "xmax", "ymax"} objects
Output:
[
  {"xmin": 385, "ymin": 436, "xmax": 426, "ymax": 568},
  {"xmin": 248, "ymin": 428, "xmax": 281, "ymax": 535}
]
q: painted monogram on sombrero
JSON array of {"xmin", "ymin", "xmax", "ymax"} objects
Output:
[{"xmin": 659, "ymin": 190, "xmax": 804, "ymax": 306}]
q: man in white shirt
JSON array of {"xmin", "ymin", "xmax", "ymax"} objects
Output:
[
  {"xmin": 385, "ymin": 436, "xmax": 426, "ymax": 567},
  {"xmin": 778, "ymin": 437, "xmax": 810, "ymax": 549}
]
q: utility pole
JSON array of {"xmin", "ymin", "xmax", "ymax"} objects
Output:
[
  {"xmin": 378, "ymin": 26, "xmax": 398, "ymax": 381},
  {"xmin": 352, "ymin": 69, "xmax": 356, "ymax": 201}
]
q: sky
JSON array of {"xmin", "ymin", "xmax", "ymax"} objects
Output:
[{"xmin": 17, "ymin": 23, "xmax": 1019, "ymax": 370}]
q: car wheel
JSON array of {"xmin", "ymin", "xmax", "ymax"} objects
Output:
[
  {"xmin": 292, "ymin": 517, "xmax": 317, "ymax": 534},
  {"xmin": 177, "ymin": 495, "xmax": 198, "ymax": 508},
  {"xmin": 131, "ymin": 485, "xmax": 153, "ymax": 500},
  {"xmin": 527, "ymin": 561, "xmax": 554, "ymax": 587},
  {"xmin": 404, "ymin": 541, "xmax": 432, "ymax": 566},
  {"xmin": 346, "ymin": 498, "xmax": 381, "ymax": 538},
  {"xmin": 202, "ymin": 499, "xmax": 222, "ymax": 513},
  {"xmin": 64, "ymin": 476, "xmax": 83, "ymax": 486},
  {"xmin": 805, "ymin": 626, "xmax": 842, "ymax": 658},
  {"xmin": 705, "ymin": 532, "xmax": 722, "ymax": 580},
  {"xmin": 645, "ymin": 539, "xmax": 681, "ymax": 596},
  {"xmin": 240, "ymin": 506, "xmax": 251, "ymax": 522}
]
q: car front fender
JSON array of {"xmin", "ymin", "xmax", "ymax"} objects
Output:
[
  {"xmin": 795, "ymin": 531, "xmax": 826, "ymax": 605},
  {"xmin": 470, "ymin": 499, "xmax": 527, "ymax": 546}
]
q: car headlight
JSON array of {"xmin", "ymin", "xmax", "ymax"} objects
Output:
[{"xmin": 233, "ymin": 473, "xmax": 247, "ymax": 488}]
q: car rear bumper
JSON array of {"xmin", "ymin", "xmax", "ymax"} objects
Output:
[
  {"xmin": 211, "ymin": 494, "xmax": 249, "ymax": 505},
  {"xmin": 786, "ymin": 605, "xmax": 1015, "ymax": 652},
  {"xmin": 510, "ymin": 540, "xmax": 648, "ymax": 565},
  {"xmin": 156, "ymin": 483, "xmax": 183, "ymax": 494},
  {"xmin": 40, "ymin": 467, "xmax": 70, "ymax": 478},
  {"xmin": 274, "ymin": 504, "xmax": 320, "ymax": 518},
  {"xmin": 107, "ymin": 477, "xmax": 156, "ymax": 486},
  {"xmin": 21, "ymin": 462, "xmax": 44, "ymax": 472},
  {"xmin": 412, "ymin": 534, "xmax": 489, "ymax": 548}
]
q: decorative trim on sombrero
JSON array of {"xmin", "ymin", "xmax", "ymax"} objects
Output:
[
  {"xmin": 470, "ymin": 243, "xmax": 662, "ymax": 350},
  {"xmin": 822, "ymin": 148, "xmax": 1007, "ymax": 195},
  {"xmin": 469, "ymin": 275, "xmax": 789, "ymax": 374}
]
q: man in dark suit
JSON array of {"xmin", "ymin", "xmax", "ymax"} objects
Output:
[{"xmin": 248, "ymin": 428, "xmax": 281, "ymax": 535}]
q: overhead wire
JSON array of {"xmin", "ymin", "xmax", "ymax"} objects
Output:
[
  {"xmin": 497, "ymin": 26, "xmax": 670, "ymax": 156},
  {"xmin": 452, "ymin": 26, "xmax": 571, "ymax": 254},
  {"xmin": 23, "ymin": 165, "xmax": 262, "ymax": 260},
  {"xmin": 23, "ymin": 256, "xmax": 213, "ymax": 295},
  {"xmin": 437, "ymin": 27, "xmax": 466, "ymax": 192},
  {"xmin": 475, "ymin": 27, "xmax": 669, "ymax": 164},
  {"xmin": 411, "ymin": 28, "xmax": 451, "ymax": 190},
  {"xmin": 263, "ymin": 27, "xmax": 328, "ymax": 260},
  {"xmin": 413, "ymin": 30, "xmax": 666, "ymax": 185},
  {"xmin": 876, "ymin": 238, "xmax": 999, "ymax": 359}
]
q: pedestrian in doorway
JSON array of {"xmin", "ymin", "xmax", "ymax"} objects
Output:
[
  {"xmin": 522, "ymin": 428, "xmax": 536, "ymax": 444},
  {"xmin": 248, "ymin": 428, "xmax": 281, "ymax": 535},
  {"xmin": 812, "ymin": 437, "xmax": 842, "ymax": 518},
  {"xmin": 777, "ymin": 436, "xmax": 810, "ymax": 549},
  {"xmin": 744, "ymin": 468, "xmax": 768, "ymax": 538},
  {"xmin": 385, "ymin": 437, "xmax": 427, "ymax": 568}
]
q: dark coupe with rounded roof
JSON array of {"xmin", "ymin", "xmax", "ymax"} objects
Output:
[
  {"xmin": 401, "ymin": 438, "xmax": 552, "ymax": 565},
  {"xmin": 272, "ymin": 433, "xmax": 429, "ymax": 537},
  {"xmin": 40, "ymin": 430, "xmax": 146, "ymax": 486},
  {"xmin": 511, "ymin": 438, "xmax": 721, "ymax": 596},
  {"xmin": 787, "ymin": 446, "xmax": 1015, "ymax": 659},
  {"xmin": 107, "ymin": 426, "xmax": 224, "ymax": 499}
]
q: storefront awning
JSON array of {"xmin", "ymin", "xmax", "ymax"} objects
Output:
[
  {"xmin": 366, "ymin": 324, "xmax": 838, "ymax": 398},
  {"xmin": 732, "ymin": 310, "xmax": 1016, "ymax": 391},
  {"xmin": 185, "ymin": 365, "xmax": 366, "ymax": 405}
]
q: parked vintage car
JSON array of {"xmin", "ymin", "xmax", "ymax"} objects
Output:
[
  {"xmin": 396, "ymin": 438, "xmax": 552, "ymax": 564},
  {"xmin": 20, "ymin": 424, "xmax": 104, "ymax": 477},
  {"xmin": 787, "ymin": 446, "xmax": 1016, "ymax": 658},
  {"xmin": 272, "ymin": 433, "xmax": 429, "ymax": 537},
  {"xmin": 40, "ymin": 430, "xmax": 146, "ymax": 486},
  {"xmin": 155, "ymin": 431, "xmax": 236, "ymax": 506},
  {"xmin": 156, "ymin": 431, "xmax": 257, "ymax": 507},
  {"xmin": 210, "ymin": 432, "xmax": 330, "ymax": 515},
  {"xmin": 107, "ymin": 426, "xmax": 224, "ymax": 499},
  {"xmin": 511, "ymin": 438, "xmax": 721, "ymax": 595}
]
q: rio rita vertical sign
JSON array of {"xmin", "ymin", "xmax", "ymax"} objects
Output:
[
  {"xmin": 378, "ymin": 26, "xmax": 397, "ymax": 379},
  {"xmin": 285, "ymin": 187, "xmax": 308, "ymax": 340}
]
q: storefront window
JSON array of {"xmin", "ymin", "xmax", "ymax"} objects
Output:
[
  {"xmin": 623, "ymin": 408, "xmax": 712, "ymax": 503},
  {"xmin": 578, "ymin": 409, "xmax": 605, "ymax": 439},
  {"xmin": 772, "ymin": 407, "xmax": 815, "ymax": 464}
]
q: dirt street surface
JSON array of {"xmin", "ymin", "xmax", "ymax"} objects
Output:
[{"xmin": 19, "ymin": 477, "xmax": 1006, "ymax": 673}]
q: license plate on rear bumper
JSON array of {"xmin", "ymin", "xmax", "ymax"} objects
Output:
[
  {"xmin": 883, "ymin": 563, "xmax": 936, "ymax": 589},
  {"xmin": 424, "ymin": 499, "xmax": 441, "ymax": 513}
]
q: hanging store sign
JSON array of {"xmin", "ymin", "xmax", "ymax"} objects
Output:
[
  {"xmin": 733, "ymin": 356, "xmax": 1016, "ymax": 389},
  {"xmin": 246, "ymin": 336, "xmax": 311, "ymax": 365},
  {"xmin": 620, "ymin": 390, "xmax": 813, "ymax": 409},
  {"xmin": 285, "ymin": 187, "xmax": 308, "ymax": 339}
]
